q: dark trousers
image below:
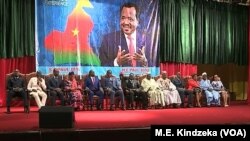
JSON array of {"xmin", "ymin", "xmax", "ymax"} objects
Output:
[
  {"xmin": 126, "ymin": 89, "xmax": 148, "ymax": 109},
  {"xmin": 140, "ymin": 91, "xmax": 149, "ymax": 109},
  {"xmin": 7, "ymin": 90, "xmax": 27, "ymax": 107},
  {"xmin": 177, "ymin": 88, "xmax": 193, "ymax": 105},
  {"xmin": 88, "ymin": 90, "xmax": 104, "ymax": 107},
  {"xmin": 110, "ymin": 89, "xmax": 125, "ymax": 106},
  {"xmin": 50, "ymin": 90, "xmax": 65, "ymax": 106},
  {"xmin": 126, "ymin": 90, "xmax": 136, "ymax": 107}
]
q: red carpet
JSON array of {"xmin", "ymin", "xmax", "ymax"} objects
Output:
[{"xmin": 0, "ymin": 102, "xmax": 249, "ymax": 132}]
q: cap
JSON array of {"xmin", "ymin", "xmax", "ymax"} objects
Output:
[
  {"xmin": 68, "ymin": 71, "xmax": 75, "ymax": 75},
  {"xmin": 107, "ymin": 70, "xmax": 112, "ymax": 74},
  {"xmin": 162, "ymin": 71, "xmax": 167, "ymax": 74},
  {"xmin": 202, "ymin": 72, "xmax": 207, "ymax": 76}
]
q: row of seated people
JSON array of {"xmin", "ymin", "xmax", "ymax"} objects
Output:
[
  {"xmin": 169, "ymin": 71, "xmax": 230, "ymax": 108},
  {"xmin": 5, "ymin": 68, "xmax": 229, "ymax": 114},
  {"xmin": 6, "ymin": 69, "xmax": 50, "ymax": 114},
  {"xmin": 60, "ymin": 70, "xmax": 229, "ymax": 110},
  {"xmin": 121, "ymin": 71, "xmax": 229, "ymax": 109},
  {"xmin": 198, "ymin": 72, "xmax": 230, "ymax": 107},
  {"xmin": 6, "ymin": 68, "xmax": 167, "ymax": 112},
  {"xmin": 6, "ymin": 69, "xmax": 131, "ymax": 113}
]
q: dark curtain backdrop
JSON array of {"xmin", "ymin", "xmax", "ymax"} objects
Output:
[
  {"xmin": 160, "ymin": 0, "xmax": 248, "ymax": 65},
  {"xmin": 0, "ymin": 0, "xmax": 35, "ymax": 58}
]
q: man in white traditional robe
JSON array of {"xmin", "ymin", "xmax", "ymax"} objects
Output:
[
  {"xmin": 27, "ymin": 71, "xmax": 47, "ymax": 109},
  {"xmin": 157, "ymin": 71, "xmax": 181, "ymax": 108},
  {"xmin": 141, "ymin": 73, "xmax": 165, "ymax": 108}
]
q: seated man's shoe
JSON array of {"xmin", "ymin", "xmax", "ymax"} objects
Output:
[
  {"xmin": 188, "ymin": 104, "xmax": 193, "ymax": 108},
  {"xmin": 131, "ymin": 104, "xmax": 135, "ymax": 110},
  {"xmin": 6, "ymin": 107, "xmax": 11, "ymax": 114},
  {"xmin": 90, "ymin": 105, "xmax": 93, "ymax": 111},
  {"xmin": 121, "ymin": 105, "xmax": 126, "ymax": 111},
  {"xmin": 174, "ymin": 104, "xmax": 180, "ymax": 108},
  {"xmin": 126, "ymin": 106, "xmax": 131, "ymax": 110},
  {"xmin": 110, "ymin": 105, "xmax": 115, "ymax": 111},
  {"xmin": 216, "ymin": 104, "xmax": 221, "ymax": 107},
  {"xmin": 180, "ymin": 103, "xmax": 184, "ymax": 108},
  {"xmin": 24, "ymin": 107, "xmax": 29, "ymax": 113},
  {"xmin": 97, "ymin": 107, "xmax": 103, "ymax": 111},
  {"xmin": 97, "ymin": 105, "xmax": 103, "ymax": 111}
]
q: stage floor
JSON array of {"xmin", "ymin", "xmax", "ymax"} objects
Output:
[{"xmin": 0, "ymin": 102, "xmax": 250, "ymax": 133}]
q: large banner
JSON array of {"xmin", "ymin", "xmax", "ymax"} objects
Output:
[{"xmin": 35, "ymin": 0, "xmax": 160, "ymax": 77}]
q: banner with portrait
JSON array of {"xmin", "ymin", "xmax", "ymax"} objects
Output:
[{"xmin": 35, "ymin": 0, "xmax": 160, "ymax": 77}]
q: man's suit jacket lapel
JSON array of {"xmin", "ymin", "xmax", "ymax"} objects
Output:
[
  {"xmin": 120, "ymin": 32, "xmax": 128, "ymax": 53},
  {"xmin": 121, "ymin": 31, "xmax": 144, "ymax": 53},
  {"xmin": 92, "ymin": 76, "xmax": 98, "ymax": 86},
  {"xmin": 136, "ymin": 31, "xmax": 144, "ymax": 52}
]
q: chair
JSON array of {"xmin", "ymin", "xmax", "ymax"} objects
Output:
[{"xmin": 5, "ymin": 72, "xmax": 28, "ymax": 113}]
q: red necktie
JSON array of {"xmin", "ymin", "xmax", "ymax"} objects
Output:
[{"xmin": 128, "ymin": 35, "xmax": 136, "ymax": 67}]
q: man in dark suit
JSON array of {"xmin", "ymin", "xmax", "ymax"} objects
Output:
[
  {"xmin": 6, "ymin": 69, "xmax": 28, "ymax": 114},
  {"xmin": 125, "ymin": 73, "xmax": 148, "ymax": 110},
  {"xmin": 99, "ymin": 2, "xmax": 152, "ymax": 67},
  {"xmin": 172, "ymin": 72, "xmax": 193, "ymax": 108},
  {"xmin": 47, "ymin": 68, "xmax": 65, "ymax": 106},
  {"xmin": 103, "ymin": 70, "xmax": 125, "ymax": 111},
  {"xmin": 85, "ymin": 70, "xmax": 104, "ymax": 110}
]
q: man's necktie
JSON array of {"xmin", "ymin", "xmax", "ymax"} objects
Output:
[
  {"xmin": 128, "ymin": 35, "xmax": 136, "ymax": 67},
  {"xmin": 55, "ymin": 77, "xmax": 58, "ymax": 86}
]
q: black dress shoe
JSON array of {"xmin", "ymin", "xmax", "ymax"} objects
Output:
[
  {"xmin": 97, "ymin": 106, "xmax": 103, "ymax": 111},
  {"xmin": 6, "ymin": 107, "xmax": 11, "ymax": 114},
  {"xmin": 121, "ymin": 106, "xmax": 126, "ymax": 111},
  {"xmin": 110, "ymin": 105, "xmax": 115, "ymax": 111},
  {"xmin": 6, "ymin": 110, "xmax": 11, "ymax": 114},
  {"xmin": 24, "ymin": 106, "xmax": 29, "ymax": 113}
]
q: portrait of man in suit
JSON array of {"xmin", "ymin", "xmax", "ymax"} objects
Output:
[{"xmin": 99, "ymin": 2, "xmax": 158, "ymax": 67}]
